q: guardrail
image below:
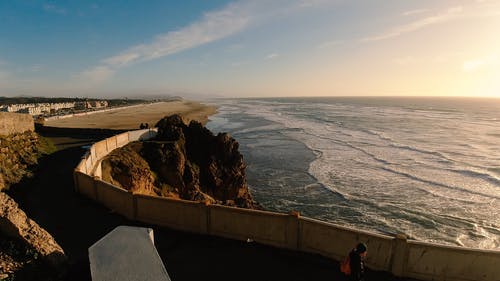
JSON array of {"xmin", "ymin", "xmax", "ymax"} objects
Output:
[{"xmin": 74, "ymin": 129, "xmax": 500, "ymax": 281}]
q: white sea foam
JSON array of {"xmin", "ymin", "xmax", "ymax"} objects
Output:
[{"xmin": 207, "ymin": 97, "xmax": 500, "ymax": 249}]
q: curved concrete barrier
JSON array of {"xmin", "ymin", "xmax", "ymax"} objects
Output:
[{"xmin": 74, "ymin": 129, "xmax": 500, "ymax": 281}]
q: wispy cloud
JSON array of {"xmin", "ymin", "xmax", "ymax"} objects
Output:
[
  {"xmin": 298, "ymin": 0, "xmax": 329, "ymax": 8},
  {"xmin": 463, "ymin": 54, "xmax": 498, "ymax": 72},
  {"xmin": 78, "ymin": 0, "xmax": 332, "ymax": 83},
  {"xmin": 79, "ymin": 1, "xmax": 258, "ymax": 83},
  {"xmin": 317, "ymin": 40, "xmax": 344, "ymax": 49},
  {"xmin": 107, "ymin": 4, "xmax": 250, "ymax": 67},
  {"xmin": 401, "ymin": 9, "xmax": 428, "ymax": 16},
  {"xmin": 103, "ymin": 53, "xmax": 140, "ymax": 67},
  {"xmin": 362, "ymin": 6, "xmax": 463, "ymax": 42},
  {"xmin": 266, "ymin": 53, "xmax": 279, "ymax": 59},
  {"xmin": 43, "ymin": 3, "xmax": 67, "ymax": 15},
  {"xmin": 78, "ymin": 66, "xmax": 114, "ymax": 82},
  {"xmin": 30, "ymin": 64, "xmax": 43, "ymax": 72}
]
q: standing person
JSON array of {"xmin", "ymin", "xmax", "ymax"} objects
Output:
[{"xmin": 349, "ymin": 242, "xmax": 367, "ymax": 281}]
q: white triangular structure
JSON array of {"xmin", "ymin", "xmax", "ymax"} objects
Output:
[{"xmin": 89, "ymin": 226, "xmax": 171, "ymax": 281}]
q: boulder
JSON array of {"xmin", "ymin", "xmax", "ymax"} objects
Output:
[
  {"xmin": 0, "ymin": 192, "xmax": 67, "ymax": 269},
  {"xmin": 101, "ymin": 142, "xmax": 157, "ymax": 196}
]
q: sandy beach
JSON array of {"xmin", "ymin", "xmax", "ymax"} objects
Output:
[{"xmin": 44, "ymin": 100, "xmax": 217, "ymax": 130}]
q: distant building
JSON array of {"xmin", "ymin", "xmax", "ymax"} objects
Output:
[
  {"xmin": 1, "ymin": 102, "xmax": 77, "ymax": 116},
  {"xmin": 75, "ymin": 100, "xmax": 108, "ymax": 110},
  {"xmin": 18, "ymin": 106, "xmax": 43, "ymax": 115},
  {"xmin": 5, "ymin": 104, "xmax": 23, "ymax": 112},
  {"xmin": 50, "ymin": 102, "xmax": 75, "ymax": 111},
  {"xmin": 75, "ymin": 101, "xmax": 87, "ymax": 110},
  {"xmin": 88, "ymin": 100, "xmax": 108, "ymax": 108}
]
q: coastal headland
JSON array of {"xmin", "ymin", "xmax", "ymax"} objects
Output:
[
  {"xmin": 2, "ymin": 99, "xmax": 418, "ymax": 281},
  {"xmin": 44, "ymin": 100, "xmax": 217, "ymax": 130}
]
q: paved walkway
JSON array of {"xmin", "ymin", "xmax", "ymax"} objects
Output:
[
  {"xmin": 89, "ymin": 226, "xmax": 171, "ymax": 281},
  {"xmin": 8, "ymin": 127, "xmax": 419, "ymax": 281}
]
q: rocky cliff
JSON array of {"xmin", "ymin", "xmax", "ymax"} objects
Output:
[
  {"xmin": 0, "ymin": 192, "xmax": 67, "ymax": 278},
  {"xmin": 101, "ymin": 114, "xmax": 259, "ymax": 209},
  {"xmin": 101, "ymin": 142, "xmax": 157, "ymax": 196},
  {"xmin": 0, "ymin": 128, "xmax": 64, "ymax": 279}
]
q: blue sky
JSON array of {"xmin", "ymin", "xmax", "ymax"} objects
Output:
[{"xmin": 1, "ymin": 0, "xmax": 499, "ymax": 98}]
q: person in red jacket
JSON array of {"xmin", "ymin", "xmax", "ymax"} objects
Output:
[{"xmin": 349, "ymin": 242, "xmax": 367, "ymax": 281}]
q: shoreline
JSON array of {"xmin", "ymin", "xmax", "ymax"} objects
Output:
[{"xmin": 44, "ymin": 100, "xmax": 217, "ymax": 130}]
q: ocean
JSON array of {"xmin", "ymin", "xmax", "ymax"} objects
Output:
[{"xmin": 205, "ymin": 97, "xmax": 500, "ymax": 249}]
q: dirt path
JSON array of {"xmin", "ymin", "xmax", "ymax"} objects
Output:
[{"xmin": 8, "ymin": 128, "xmax": 417, "ymax": 281}]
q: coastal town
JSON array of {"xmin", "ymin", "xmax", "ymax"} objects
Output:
[
  {"xmin": 0, "ymin": 97, "xmax": 175, "ymax": 123},
  {"xmin": 0, "ymin": 100, "xmax": 109, "ymax": 116}
]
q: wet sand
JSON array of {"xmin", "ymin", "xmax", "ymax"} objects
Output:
[{"xmin": 44, "ymin": 100, "xmax": 217, "ymax": 130}]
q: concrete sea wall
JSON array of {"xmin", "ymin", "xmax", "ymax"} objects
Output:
[
  {"xmin": 0, "ymin": 112, "xmax": 34, "ymax": 136},
  {"xmin": 74, "ymin": 129, "xmax": 500, "ymax": 281}
]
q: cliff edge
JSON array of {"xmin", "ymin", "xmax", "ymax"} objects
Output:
[{"xmin": 0, "ymin": 112, "xmax": 65, "ymax": 280}]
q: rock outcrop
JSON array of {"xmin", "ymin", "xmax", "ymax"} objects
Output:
[
  {"xmin": 0, "ymin": 115, "xmax": 62, "ymax": 279},
  {"xmin": 0, "ymin": 192, "xmax": 67, "ymax": 269},
  {"xmin": 101, "ymin": 142, "xmax": 157, "ymax": 196},
  {"xmin": 101, "ymin": 114, "xmax": 259, "ymax": 209}
]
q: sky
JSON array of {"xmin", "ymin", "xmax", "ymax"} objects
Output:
[{"xmin": 0, "ymin": 0, "xmax": 499, "ymax": 98}]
